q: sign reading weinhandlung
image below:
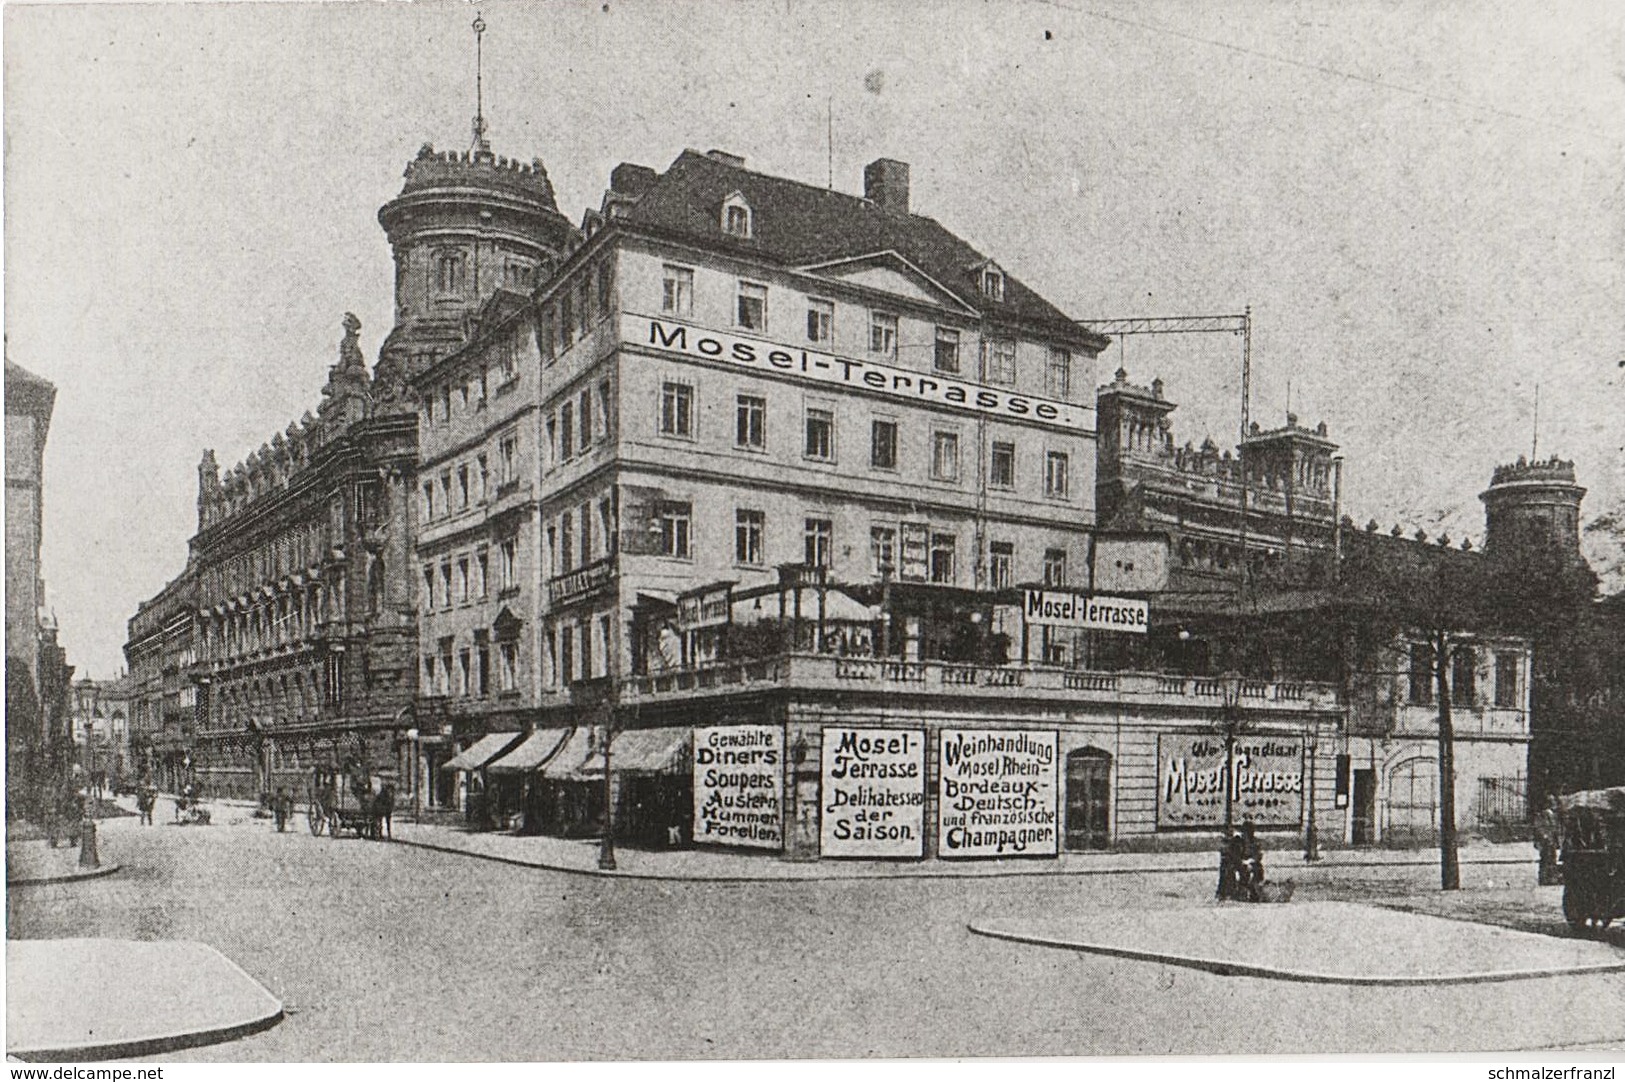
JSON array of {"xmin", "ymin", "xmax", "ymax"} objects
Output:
[
  {"xmin": 1157, "ymin": 733, "xmax": 1304, "ymax": 829},
  {"xmin": 820, "ymin": 728, "xmax": 925, "ymax": 858},
  {"xmin": 629, "ymin": 315, "xmax": 1093, "ymax": 433},
  {"xmin": 936, "ymin": 729, "xmax": 1059, "ymax": 858},
  {"xmin": 693, "ymin": 725, "xmax": 783, "ymax": 849}
]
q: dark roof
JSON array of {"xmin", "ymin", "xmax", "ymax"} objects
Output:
[
  {"xmin": 5, "ymin": 360, "xmax": 57, "ymax": 421},
  {"xmin": 621, "ymin": 150, "xmax": 1098, "ymax": 344}
]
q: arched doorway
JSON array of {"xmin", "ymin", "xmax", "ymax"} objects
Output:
[
  {"xmin": 1385, "ymin": 757, "xmax": 1439, "ymax": 846},
  {"xmin": 1065, "ymin": 747, "xmax": 1112, "ymax": 850}
]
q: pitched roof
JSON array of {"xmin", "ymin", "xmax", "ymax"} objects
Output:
[{"xmin": 620, "ymin": 150, "xmax": 1100, "ymax": 345}]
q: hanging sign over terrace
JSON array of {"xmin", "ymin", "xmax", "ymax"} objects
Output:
[
  {"xmin": 628, "ymin": 315, "xmax": 1093, "ymax": 433},
  {"xmin": 1023, "ymin": 590, "xmax": 1150, "ymax": 633}
]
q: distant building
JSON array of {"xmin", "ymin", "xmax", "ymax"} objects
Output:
[
  {"xmin": 124, "ymin": 567, "xmax": 197, "ymax": 790},
  {"xmin": 69, "ymin": 675, "xmax": 134, "ymax": 782}
]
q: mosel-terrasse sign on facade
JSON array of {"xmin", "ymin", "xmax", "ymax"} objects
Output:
[
  {"xmin": 936, "ymin": 729, "xmax": 1059, "ymax": 858},
  {"xmin": 820, "ymin": 728, "xmax": 926, "ymax": 859},
  {"xmin": 693, "ymin": 724, "xmax": 783, "ymax": 849},
  {"xmin": 628, "ymin": 315, "xmax": 1094, "ymax": 432},
  {"xmin": 1157, "ymin": 733, "xmax": 1305, "ymax": 829},
  {"xmin": 1023, "ymin": 590, "xmax": 1150, "ymax": 634}
]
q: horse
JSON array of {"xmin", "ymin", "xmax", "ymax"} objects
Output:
[{"xmin": 369, "ymin": 783, "xmax": 396, "ymax": 840}]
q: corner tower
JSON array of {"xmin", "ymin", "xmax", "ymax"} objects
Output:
[{"xmin": 1480, "ymin": 455, "xmax": 1588, "ymax": 569}]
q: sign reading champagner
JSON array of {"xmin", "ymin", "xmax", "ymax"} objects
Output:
[
  {"xmin": 936, "ymin": 729, "xmax": 1059, "ymax": 858},
  {"xmin": 628, "ymin": 314, "xmax": 1093, "ymax": 432},
  {"xmin": 820, "ymin": 728, "xmax": 925, "ymax": 858},
  {"xmin": 1157, "ymin": 732, "xmax": 1304, "ymax": 829},
  {"xmin": 693, "ymin": 725, "xmax": 783, "ymax": 849}
]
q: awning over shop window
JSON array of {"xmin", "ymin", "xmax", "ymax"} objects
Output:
[
  {"xmin": 441, "ymin": 731, "xmax": 523, "ymax": 772},
  {"xmin": 486, "ymin": 729, "xmax": 571, "ymax": 774},
  {"xmin": 540, "ymin": 728, "xmax": 605, "ymax": 781},
  {"xmin": 610, "ymin": 727, "xmax": 690, "ymax": 774}
]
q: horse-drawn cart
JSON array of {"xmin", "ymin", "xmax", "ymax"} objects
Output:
[
  {"xmin": 1557, "ymin": 785, "xmax": 1625, "ymax": 932},
  {"xmin": 306, "ymin": 764, "xmax": 395, "ymax": 839}
]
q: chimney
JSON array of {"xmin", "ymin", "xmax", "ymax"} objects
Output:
[
  {"xmin": 864, "ymin": 158, "xmax": 910, "ymax": 214},
  {"xmin": 705, "ymin": 149, "xmax": 746, "ymax": 168},
  {"xmin": 610, "ymin": 162, "xmax": 657, "ymax": 197}
]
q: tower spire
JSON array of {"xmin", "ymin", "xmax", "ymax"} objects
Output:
[{"xmin": 471, "ymin": 12, "xmax": 490, "ymax": 156}]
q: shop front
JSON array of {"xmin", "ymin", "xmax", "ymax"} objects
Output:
[{"xmin": 441, "ymin": 730, "xmax": 523, "ymax": 829}]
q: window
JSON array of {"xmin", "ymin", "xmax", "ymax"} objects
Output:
[
  {"xmin": 981, "ymin": 265, "xmax": 1004, "ymax": 301},
  {"xmin": 990, "ymin": 441, "xmax": 1015, "ymax": 488},
  {"xmin": 477, "ymin": 454, "xmax": 490, "ymax": 501},
  {"xmin": 929, "ymin": 533, "xmax": 956, "ymax": 584},
  {"xmin": 1494, "ymin": 652, "xmax": 1520, "ymax": 708},
  {"xmin": 575, "ymin": 277, "xmax": 591, "ymax": 338},
  {"xmin": 422, "ymin": 655, "xmax": 436, "ymax": 693},
  {"xmin": 869, "ymin": 312, "xmax": 898, "ymax": 357},
  {"xmin": 459, "ymin": 381, "xmax": 470, "ymax": 409},
  {"xmin": 546, "ymin": 526, "xmax": 558, "ymax": 575},
  {"xmin": 599, "ymin": 499, "xmax": 614, "ymax": 558},
  {"xmin": 871, "ymin": 526, "xmax": 897, "ymax": 577},
  {"xmin": 934, "ymin": 327, "xmax": 961, "ymax": 374},
  {"xmin": 499, "ymin": 641, "xmax": 518, "ymax": 692},
  {"xmin": 421, "ymin": 566, "xmax": 436, "ymax": 610},
  {"xmin": 660, "ymin": 382, "xmax": 693, "ymax": 437},
  {"xmin": 475, "ymin": 548, "xmax": 489, "ymax": 600},
  {"xmin": 580, "ymin": 618, "xmax": 594, "ymax": 678},
  {"xmin": 1408, "ymin": 643, "xmax": 1434, "ymax": 705},
  {"xmin": 439, "ymin": 471, "xmax": 453, "ymax": 515},
  {"xmin": 987, "ymin": 339, "xmax": 1017, "ymax": 386},
  {"xmin": 804, "ymin": 518, "xmax": 833, "ymax": 568},
  {"xmin": 989, "ymin": 541, "xmax": 1014, "ymax": 589},
  {"xmin": 560, "ymin": 402, "xmax": 575, "ymax": 460},
  {"xmin": 1451, "ymin": 646, "xmax": 1476, "ymax": 705},
  {"xmin": 931, "ymin": 431, "xmax": 960, "ymax": 482},
  {"xmin": 736, "ymin": 394, "xmax": 766, "ymax": 449},
  {"xmin": 456, "ymin": 557, "xmax": 470, "ymax": 603},
  {"xmin": 438, "ymin": 640, "xmax": 453, "ymax": 695},
  {"xmin": 500, "ymin": 433, "xmax": 518, "ymax": 484},
  {"xmin": 871, "ymin": 419, "xmax": 898, "ymax": 470},
  {"xmin": 1046, "ymin": 348, "xmax": 1072, "ymax": 400},
  {"xmin": 659, "ymin": 502, "xmax": 692, "ymax": 559},
  {"xmin": 736, "ymin": 509, "xmax": 764, "ymax": 565},
  {"xmin": 596, "ymin": 259, "xmax": 614, "ymax": 319},
  {"xmin": 436, "ymin": 251, "xmax": 465, "ymax": 294},
  {"xmin": 476, "ymin": 641, "xmax": 490, "ymax": 696},
  {"xmin": 546, "ymin": 415, "xmax": 558, "ymax": 468},
  {"xmin": 598, "ymin": 615, "xmax": 612, "ymax": 679},
  {"xmin": 500, "ymin": 538, "xmax": 517, "ymax": 592},
  {"xmin": 560, "ymin": 625, "xmax": 575, "ymax": 685},
  {"xmin": 804, "ymin": 407, "xmax": 834, "ymax": 461},
  {"xmin": 457, "ymin": 649, "xmax": 471, "ymax": 695},
  {"xmin": 439, "ymin": 562, "xmax": 453, "ymax": 610},
  {"xmin": 559, "ymin": 292, "xmax": 574, "ymax": 350},
  {"xmin": 807, "ymin": 299, "xmax": 833, "ymax": 344},
  {"xmin": 1045, "ymin": 451, "xmax": 1070, "ymax": 498},
  {"xmin": 723, "ymin": 201, "xmax": 752, "ymax": 238},
  {"xmin": 1043, "ymin": 548, "xmax": 1068, "ymax": 587},
  {"xmin": 737, "ymin": 281, "xmax": 767, "ymax": 331},
  {"xmin": 579, "ymin": 502, "xmax": 593, "ymax": 564},
  {"xmin": 578, "ymin": 390, "xmax": 593, "ymax": 453},
  {"xmin": 505, "ymin": 262, "xmax": 530, "ymax": 289},
  {"xmin": 662, "ymin": 265, "xmax": 694, "ymax": 315},
  {"xmin": 421, "ymin": 481, "xmax": 435, "ymax": 521},
  {"xmin": 560, "ymin": 512, "xmax": 575, "ymax": 572},
  {"xmin": 598, "ymin": 380, "xmax": 613, "ymax": 442},
  {"xmin": 456, "ymin": 465, "xmax": 470, "ymax": 510},
  {"xmin": 540, "ymin": 308, "xmax": 555, "ymax": 364},
  {"xmin": 498, "ymin": 337, "xmax": 517, "ymax": 385},
  {"xmin": 440, "ymin": 385, "xmax": 452, "ymax": 422}
]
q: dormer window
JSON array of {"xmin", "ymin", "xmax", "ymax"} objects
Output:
[
  {"xmin": 980, "ymin": 264, "xmax": 1005, "ymax": 302},
  {"xmin": 721, "ymin": 192, "xmax": 753, "ymax": 238}
]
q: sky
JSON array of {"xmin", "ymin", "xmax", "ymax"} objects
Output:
[{"xmin": 5, "ymin": 0, "xmax": 1623, "ymax": 679}]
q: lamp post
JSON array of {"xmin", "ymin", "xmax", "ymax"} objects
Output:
[
  {"xmin": 1219, "ymin": 670, "xmax": 1245, "ymax": 836},
  {"xmin": 406, "ymin": 728, "xmax": 420, "ymax": 823},
  {"xmin": 1303, "ymin": 717, "xmax": 1322, "ymax": 862}
]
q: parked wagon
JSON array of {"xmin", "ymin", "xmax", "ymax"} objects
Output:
[
  {"xmin": 306, "ymin": 764, "xmax": 396, "ymax": 839},
  {"xmin": 1556, "ymin": 785, "xmax": 1625, "ymax": 932}
]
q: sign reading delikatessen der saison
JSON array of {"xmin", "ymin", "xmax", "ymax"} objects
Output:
[
  {"xmin": 627, "ymin": 314, "xmax": 1093, "ymax": 433},
  {"xmin": 820, "ymin": 728, "xmax": 926, "ymax": 858},
  {"xmin": 1023, "ymin": 590, "xmax": 1150, "ymax": 634},
  {"xmin": 936, "ymin": 729, "xmax": 1059, "ymax": 858},
  {"xmin": 693, "ymin": 725, "xmax": 783, "ymax": 849},
  {"xmin": 1156, "ymin": 732, "xmax": 1305, "ymax": 829}
]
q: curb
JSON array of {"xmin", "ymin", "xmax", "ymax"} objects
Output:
[
  {"xmin": 966, "ymin": 920, "xmax": 1625, "ymax": 987},
  {"xmin": 385, "ymin": 834, "xmax": 1536, "ymax": 884},
  {"xmin": 7, "ymin": 863, "xmax": 122, "ymax": 888}
]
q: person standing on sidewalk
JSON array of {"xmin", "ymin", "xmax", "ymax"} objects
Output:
[{"xmin": 1533, "ymin": 795, "xmax": 1563, "ymax": 885}]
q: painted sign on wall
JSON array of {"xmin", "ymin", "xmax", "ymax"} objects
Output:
[
  {"xmin": 693, "ymin": 725, "xmax": 783, "ymax": 849},
  {"xmin": 936, "ymin": 729, "xmax": 1059, "ymax": 858},
  {"xmin": 820, "ymin": 728, "xmax": 925, "ymax": 858},
  {"xmin": 1157, "ymin": 732, "xmax": 1304, "ymax": 829}
]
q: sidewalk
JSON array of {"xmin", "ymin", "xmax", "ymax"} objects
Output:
[
  {"xmin": 383, "ymin": 814, "xmax": 1539, "ymax": 881},
  {"xmin": 6, "ymin": 839, "xmax": 121, "ymax": 887},
  {"xmin": 970, "ymin": 901, "xmax": 1625, "ymax": 986},
  {"xmin": 6, "ymin": 939, "xmax": 283, "ymax": 1061}
]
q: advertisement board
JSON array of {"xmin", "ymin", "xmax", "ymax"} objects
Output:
[
  {"xmin": 1157, "ymin": 732, "xmax": 1305, "ymax": 829},
  {"xmin": 693, "ymin": 725, "xmax": 783, "ymax": 849},
  {"xmin": 820, "ymin": 728, "xmax": 926, "ymax": 858},
  {"xmin": 936, "ymin": 729, "xmax": 1059, "ymax": 859}
]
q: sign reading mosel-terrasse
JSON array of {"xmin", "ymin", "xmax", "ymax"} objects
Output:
[
  {"xmin": 936, "ymin": 729, "xmax": 1059, "ymax": 858},
  {"xmin": 820, "ymin": 728, "xmax": 926, "ymax": 858},
  {"xmin": 628, "ymin": 315, "xmax": 1093, "ymax": 432}
]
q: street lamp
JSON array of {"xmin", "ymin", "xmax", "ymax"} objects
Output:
[
  {"xmin": 1218, "ymin": 670, "xmax": 1245, "ymax": 836},
  {"xmin": 1303, "ymin": 718, "xmax": 1322, "ymax": 862}
]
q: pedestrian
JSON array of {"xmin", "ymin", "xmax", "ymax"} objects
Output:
[
  {"xmin": 273, "ymin": 787, "xmax": 292, "ymax": 833},
  {"xmin": 1217, "ymin": 831, "xmax": 1246, "ymax": 900},
  {"xmin": 1241, "ymin": 819, "xmax": 1265, "ymax": 901},
  {"xmin": 1533, "ymin": 795, "xmax": 1563, "ymax": 886}
]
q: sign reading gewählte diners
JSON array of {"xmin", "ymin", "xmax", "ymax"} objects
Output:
[
  {"xmin": 627, "ymin": 314, "xmax": 1093, "ymax": 433},
  {"xmin": 1156, "ymin": 733, "xmax": 1304, "ymax": 829},
  {"xmin": 820, "ymin": 728, "xmax": 925, "ymax": 858},
  {"xmin": 1023, "ymin": 590, "xmax": 1149, "ymax": 634},
  {"xmin": 936, "ymin": 729, "xmax": 1059, "ymax": 858},
  {"xmin": 693, "ymin": 725, "xmax": 783, "ymax": 849}
]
